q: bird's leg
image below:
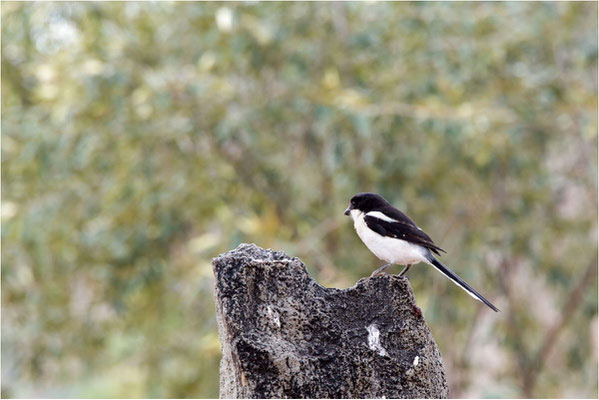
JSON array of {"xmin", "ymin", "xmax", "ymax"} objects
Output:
[
  {"xmin": 370, "ymin": 263, "xmax": 393, "ymax": 277},
  {"xmin": 398, "ymin": 264, "xmax": 412, "ymax": 277}
]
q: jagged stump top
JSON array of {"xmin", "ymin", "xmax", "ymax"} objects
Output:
[{"xmin": 213, "ymin": 243, "xmax": 448, "ymax": 399}]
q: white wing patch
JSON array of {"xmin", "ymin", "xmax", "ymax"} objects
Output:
[
  {"xmin": 365, "ymin": 211, "xmax": 397, "ymax": 223},
  {"xmin": 367, "ymin": 210, "xmax": 426, "ymax": 231}
]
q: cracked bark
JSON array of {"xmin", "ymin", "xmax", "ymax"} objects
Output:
[{"xmin": 213, "ymin": 243, "xmax": 448, "ymax": 399}]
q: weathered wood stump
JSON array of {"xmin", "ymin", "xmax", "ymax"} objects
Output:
[{"xmin": 213, "ymin": 243, "xmax": 448, "ymax": 398}]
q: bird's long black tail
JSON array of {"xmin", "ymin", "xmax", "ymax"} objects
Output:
[{"xmin": 426, "ymin": 255, "xmax": 499, "ymax": 312}]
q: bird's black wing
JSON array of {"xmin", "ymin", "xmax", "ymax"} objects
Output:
[{"xmin": 364, "ymin": 208, "xmax": 446, "ymax": 255}]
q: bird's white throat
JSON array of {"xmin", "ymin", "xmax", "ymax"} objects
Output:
[{"xmin": 349, "ymin": 209, "xmax": 363, "ymax": 226}]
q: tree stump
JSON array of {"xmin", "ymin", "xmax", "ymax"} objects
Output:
[{"xmin": 212, "ymin": 243, "xmax": 448, "ymax": 398}]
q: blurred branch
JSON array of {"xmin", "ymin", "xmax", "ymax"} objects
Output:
[
  {"xmin": 497, "ymin": 255, "xmax": 529, "ymax": 380},
  {"xmin": 355, "ymin": 101, "xmax": 516, "ymax": 124},
  {"xmin": 493, "ymin": 159, "xmax": 532, "ymax": 387},
  {"xmin": 522, "ymin": 256, "xmax": 598, "ymax": 397},
  {"xmin": 451, "ymin": 304, "xmax": 484, "ymax": 397},
  {"xmin": 331, "ymin": 2, "xmax": 349, "ymax": 41}
]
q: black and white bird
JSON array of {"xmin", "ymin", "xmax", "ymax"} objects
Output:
[{"xmin": 345, "ymin": 192, "xmax": 499, "ymax": 312}]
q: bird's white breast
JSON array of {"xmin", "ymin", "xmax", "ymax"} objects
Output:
[{"xmin": 351, "ymin": 210, "xmax": 427, "ymax": 265}]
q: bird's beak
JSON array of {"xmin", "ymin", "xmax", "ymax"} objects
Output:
[{"xmin": 344, "ymin": 207, "xmax": 350, "ymax": 216}]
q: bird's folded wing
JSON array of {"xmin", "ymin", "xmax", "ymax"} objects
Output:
[{"xmin": 364, "ymin": 213, "xmax": 446, "ymax": 255}]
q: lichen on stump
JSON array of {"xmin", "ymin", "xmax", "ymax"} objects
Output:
[{"xmin": 213, "ymin": 243, "xmax": 448, "ymax": 399}]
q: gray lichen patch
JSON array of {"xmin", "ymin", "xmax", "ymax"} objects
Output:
[{"xmin": 213, "ymin": 243, "xmax": 448, "ymax": 399}]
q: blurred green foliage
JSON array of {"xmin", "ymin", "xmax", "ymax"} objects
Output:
[{"xmin": 2, "ymin": 2, "xmax": 597, "ymax": 398}]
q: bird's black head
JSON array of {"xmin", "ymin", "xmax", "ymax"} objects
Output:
[{"xmin": 344, "ymin": 192, "xmax": 390, "ymax": 215}]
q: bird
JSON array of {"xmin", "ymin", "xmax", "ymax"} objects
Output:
[{"xmin": 344, "ymin": 192, "xmax": 499, "ymax": 312}]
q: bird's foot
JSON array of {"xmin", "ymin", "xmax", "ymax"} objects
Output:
[
  {"xmin": 370, "ymin": 270, "xmax": 388, "ymax": 277},
  {"xmin": 370, "ymin": 263, "xmax": 393, "ymax": 277},
  {"xmin": 398, "ymin": 264, "xmax": 412, "ymax": 277}
]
